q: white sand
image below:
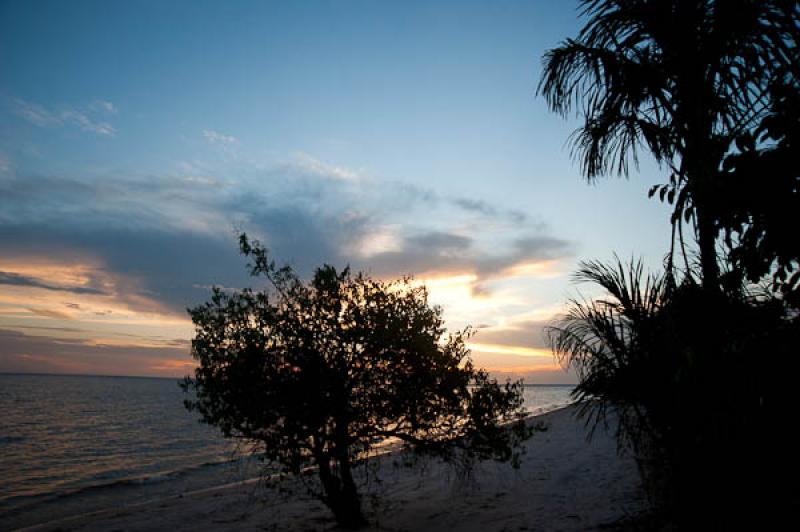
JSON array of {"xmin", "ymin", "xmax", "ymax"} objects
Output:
[{"xmin": 22, "ymin": 405, "xmax": 646, "ymax": 531}]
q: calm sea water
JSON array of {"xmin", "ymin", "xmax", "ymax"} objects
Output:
[{"xmin": 0, "ymin": 373, "xmax": 572, "ymax": 529}]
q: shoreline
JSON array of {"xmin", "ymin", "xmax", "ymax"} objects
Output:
[
  {"xmin": 12, "ymin": 403, "xmax": 646, "ymax": 532},
  {"xmin": 13, "ymin": 403, "xmax": 575, "ymax": 532},
  {"xmin": 3, "ymin": 394, "xmax": 574, "ymax": 531}
]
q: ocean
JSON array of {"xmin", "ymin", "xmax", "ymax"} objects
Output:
[{"xmin": 0, "ymin": 373, "xmax": 573, "ymax": 530}]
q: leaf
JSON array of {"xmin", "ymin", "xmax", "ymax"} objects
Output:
[{"xmin": 735, "ymin": 133, "xmax": 755, "ymax": 153}]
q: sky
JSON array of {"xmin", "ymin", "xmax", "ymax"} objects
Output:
[{"xmin": 0, "ymin": 0, "xmax": 673, "ymax": 383}]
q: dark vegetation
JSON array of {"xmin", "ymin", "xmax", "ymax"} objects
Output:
[
  {"xmin": 540, "ymin": 0, "xmax": 799, "ymax": 527},
  {"xmin": 547, "ymin": 260, "xmax": 798, "ymax": 527},
  {"xmin": 183, "ymin": 235, "xmax": 532, "ymax": 528}
]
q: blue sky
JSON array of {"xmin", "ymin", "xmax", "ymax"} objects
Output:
[{"xmin": 0, "ymin": 0, "xmax": 673, "ymax": 381}]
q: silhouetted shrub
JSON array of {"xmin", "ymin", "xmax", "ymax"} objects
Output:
[{"xmin": 548, "ymin": 257, "xmax": 800, "ymax": 527}]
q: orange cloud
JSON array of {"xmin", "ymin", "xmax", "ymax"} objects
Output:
[
  {"xmin": 467, "ymin": 342, "xmax": 552, "ymax": 359},
  {"xmin": 0, "ymin": 256, "xmax": 197, "ymax": 378},
  {"xmin": 149, "ymin": 358, "xmax": 198, "ymax": 373},
  {"xmin": 500, "ymin": 259, "xmax": 565, "ymax": 279}
]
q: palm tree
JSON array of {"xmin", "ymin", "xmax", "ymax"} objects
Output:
[
  {"xmin": 538, "ymin": 0, "xmax": 798, "ymax": 289},
  {"xmin": 546, "ymin": 257, "xmax": 669, "ymax": 451},
  {"xmin": 546, "ymin": 256, "xmax": 798, "ymax": 524}
]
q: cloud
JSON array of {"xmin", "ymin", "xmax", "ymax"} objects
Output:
[
  {"xmin": 471, "ymin": 319, "xmax": 551, "ymax": 350},
  {"xmin": 0, "ymin": 225, "xmax": 246, "ymax": 317},
  {"xmin": 12, "ymin": 99, "xmax": 60, "ymax": 127},
  {"xmin": 12, "ymin": 98, "xmax": 116, "ymax": 136},
  {"xmin": 0, "ymin": 322, "xmax": 573, "ymax": 381},
  {"xmin": 26, "ymin": 307, "xmax": 74, "ymax": 320},
  {"xmin": 284, "ymin": 152, "xmax": 361, "ymax": 183},
  {"xmin": 348, "ymin": 225, "xmax": 404, "ymax": 257},
  {"xmin": 203, "ymin": 129, "xmax": 237, "ymax": 145},
  {"xmin": 13, "ymin": 324, "xmax": 86, "ymax": 334},
  {"xmin": 0, "ymin": 270, "xmax": 107, "ymax": 295},
  {"xmin": 60, "ymin": 110, "xmax": 116, "ymax": 135},
  {"xmin": 356, "ymin": 230, "xmax": 570, "ymax": 285},
  {"xmin": 0, "ymin": 154, "xmax": 572, "ymax": 349},
  {"xmin": 0, "ymin": 154, "xmax": 11, "ymax": 175},
  {"xmin": 0, "ymin": 328, "xmax": 192, "ymax": 377},
  {"xmin": 90, "ymin": 100, "xmax": 117, "ymax": 114},
  {"xmin": 451, "ymin": 197, "xmax": 527, "ymax": 224},
  {"xmin": 407, "ymin": 231, "xmax": 472, "ymax": 252},
  {"xmin": 463, "ymin": 343, "xmax": 577, "ymax": 384},
  {"xmin": 1, "ymin": 85, "xmax": 577, "ymax": 376},
  {"xmin": 375, "ymin": 182, "xmax": 527, "ymax": 224}
]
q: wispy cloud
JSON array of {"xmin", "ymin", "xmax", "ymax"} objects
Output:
[
  {"xmin": 13, "ymin": 99, "xmax": 60, "ymax": 127},
  {"xmin": 0, "ymin": 271, "xmax": 107, "ymax": 295},
  {"xmin": 451, "ymin": 197, "xmax": 527, "ymax": 224},
  {"xmin": 203, "ymin": 129, "xmax": 237, "ymax": 145},
  {"xmin": 89, "ymin": 100, "xmax": 117, "ymax": 114},
  {"xmin": 0, "ymin": 153, "xmax": 10, "ymax": 175},
  {"xmin": 379, "ymin": 182, "xmax": 527, "ymax": 224},
  {"xmin": 12, "ymin": 98, "xmax": 116, "ymax": 136},
  {"xmin": 286, "ymin": 152, "xmax": 362, "ymax": 183},
  {"xmin": 61, "ymin": 110, "xmax": 116, "ymax": 135},
  {"xmin": 26, "ymin": 307, "xmax": 74, "ymax": 320}
]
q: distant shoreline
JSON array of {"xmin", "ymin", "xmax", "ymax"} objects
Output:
[
  {"xmin": 0, "ymin": 371, "xmax": 183, "ymax": 380},
  {"xmin": 0, "ymin": 372, "xmax": 576, "ymax": 386}
]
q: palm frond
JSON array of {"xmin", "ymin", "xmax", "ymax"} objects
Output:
[{"xmin": 546, "ymin": 256, "xmax": 669, "ymax": 450}]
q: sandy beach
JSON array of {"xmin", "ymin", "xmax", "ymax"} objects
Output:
[{"xmin": 18, "ymin": 405, "xmax": 646, "ymax": 532}]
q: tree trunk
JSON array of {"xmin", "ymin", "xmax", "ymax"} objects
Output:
[
  {"xmin": 696, "ymin": 203, "xmax": 719, "ymax": 290},
  {"xmin": 676, "ymin": 59, "xmax": 720, "ymax": 291},
  {"xmin": 682, "ymin": 116, "xmax": 720, "ymax": 291},
  {"xmin": 336, "ymin": 453, "xmax": 365, "ymax": 529},
  {"xmin": 691, "ymin": 148, "xmax": 720, "ymax": 290},
  {"xmin": 316, "ymin": 447, "xmax": 366, "ymax": 529}
]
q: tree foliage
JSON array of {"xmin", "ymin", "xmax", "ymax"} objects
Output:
[
  {"xmin": 540, "ymin": 1, "xmax": 800, "ymax": 526},
  {"xmin": 547, "ymin": 257, "xmax": 800, "ymax": 527},
  {"xmin": 718, "ymin": 75, "xmax": 800, "ymax": 300},
  {"xmin": 538, "ymin": 0, "xmax": 799, "ymax": 288},
  {"xmin": 182, "ymin": 235, "xmax": 531, "ymax": 528}
]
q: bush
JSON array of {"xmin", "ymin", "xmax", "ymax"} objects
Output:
[{"xmin": 547, "ymin": 257, "xmax": 800, "ymax": 527}]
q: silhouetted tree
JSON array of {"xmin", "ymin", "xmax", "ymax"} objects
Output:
[
  {"xmin": 539, "ymin": 0, "xmax": 798, "ymax": 289},
  {"xmin": 540, "ymin": 1, "xmax": 800, "ymax": 527},
  {"xmin": 718, "ymin": 74, "xmax": 800, "ymax": 302},
  {"xmin": 183, "ymin": 235, "xmax": 531, "ymax": 528}
]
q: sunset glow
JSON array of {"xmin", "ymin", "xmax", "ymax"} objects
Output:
[{"xmin": 0, "ymin": 0, "xmax": 674, "ymax": 383}]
